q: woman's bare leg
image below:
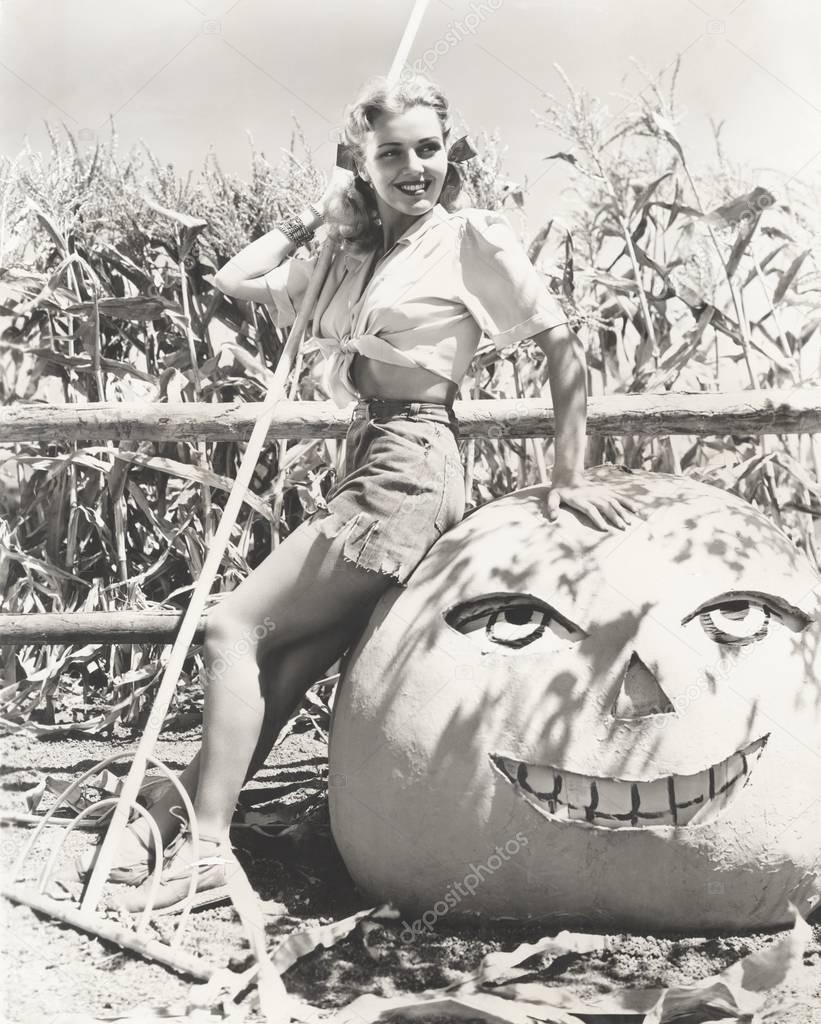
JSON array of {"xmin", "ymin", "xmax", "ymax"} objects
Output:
[
  {"xmin": 112, "ymin": 513, "xmax": 404, "ymax": 911},
  {"xmin": 194, "ymin": 524, "xmax": 391, "ymax": 837},
  {"xmin": 246, "ymin": 596, "xmax": 372, "ymax": 777},
  {"xmin": 119, "ymin": 607, "xmax": 370, "ymax": 856},
  {"xmin": 96, "ymin": 598, "xmax": 374, "ymax": 873},
  {"xmin": 79, "ymin": 528, "xmax": 380, "ymax": 880}
]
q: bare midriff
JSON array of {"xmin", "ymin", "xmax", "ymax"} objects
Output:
[{"xmin": 351, "ymin": 353, "xmax": 458, "ymax": 405}]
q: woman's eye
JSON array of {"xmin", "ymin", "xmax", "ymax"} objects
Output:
[
  {"xmin": 445, "ymin": 595, "xmax": 586, "ymax": 652},
  {"xmin": 380, "ymin": 144, "xmax": 439, "ymax": 158}
]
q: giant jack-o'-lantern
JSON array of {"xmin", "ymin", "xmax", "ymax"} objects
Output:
[{"xmin": 329, "ymin": 466, "xmax": 821, "ymax": 932}]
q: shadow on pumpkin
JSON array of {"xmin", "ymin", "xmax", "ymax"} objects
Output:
[{"xmin": 328, "ymin": 465, "xmax": 821, "ymax": 933}]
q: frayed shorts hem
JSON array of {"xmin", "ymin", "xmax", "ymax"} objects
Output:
[{"xmin": 305, "ymin": 507, "xmax": 417, "ymax": 587}]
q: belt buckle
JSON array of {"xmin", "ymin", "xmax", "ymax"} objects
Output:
[
  {"xmin": 355, "ymin": 398, "xmax": 379, "ymax": 422},
  {"xmin": 366, "ymin": 398, "xmax": 387, "ymax": 421}
]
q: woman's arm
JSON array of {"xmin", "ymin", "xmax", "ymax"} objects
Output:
[
  {"xmin": 532, "ymin": 323, "xmax": 587, "ymax": 485},
  {"xmin": 213, "ymin": 226, "xmax": 295, "ymax": 296},
  {"xmin": 214, "ymin": 165, "xmax": 354, "ymax": 302},
  {"xmin": 213, "ymin": 205, "xmax": 325, "ymax": 303},
  {"xmin": 531, "ymin": 323, "xmax": 641, "ymax": 531}
]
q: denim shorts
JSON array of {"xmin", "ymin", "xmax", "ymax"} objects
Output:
[{"xmin": 304, "ymin": 398, "xmax": 466, "ymax": 586}]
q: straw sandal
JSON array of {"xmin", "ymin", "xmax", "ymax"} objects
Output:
[
  {"xmin": 48, "ymin": 822, "xmax": 160, "ymax": 899},
  {"xmin": 57, "ymin": 779, "xmax": 181, "ymax": 891},
  {"xmin": 115, "ymin": 827, "xmax": 235, "ymax": 916}
]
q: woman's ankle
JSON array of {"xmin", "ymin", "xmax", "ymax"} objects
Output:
[
  {"xmin": 127, "ymin": 804, "xmax": 185, "ymax": 851},
  {"xmin": 186, "ymin": 818, "xmax": 231, "ymax": 846}
]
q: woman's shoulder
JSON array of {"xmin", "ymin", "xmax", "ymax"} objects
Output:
[
  {"xmin": 442, "ymin": 205, "xmax": 507, "ymax": 228},
  {"xmin": 443, "ymin": 206, "xmax": 521, "ymax": 254}
]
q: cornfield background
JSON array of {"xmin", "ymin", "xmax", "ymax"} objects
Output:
[{"xmin": 1, "ymin": 61, "xmax": 820, "ymax": 738}]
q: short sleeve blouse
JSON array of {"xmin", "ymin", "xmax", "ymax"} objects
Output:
[
  {"xmin": 456, "ymin": 208, "xmax": 567, "ymax": 351},
  {"xmin": 262, "ymin": 204, "xmax": 567, "ymax": 407}
]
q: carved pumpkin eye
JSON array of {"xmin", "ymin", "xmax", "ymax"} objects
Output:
[
  {"xmin": 684, "ymin": 594, "xmax": 809, "ymax": 648},
  {"xmin": 445, "ymin": 594, "xmax": 587, "ymax": 651}
]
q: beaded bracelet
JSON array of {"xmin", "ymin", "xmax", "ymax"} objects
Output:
[
  {"xmin": 279, "ymin": 203, "xmax": 324, "ymax": 248},
  {"xmin": 279, "ymin": 217, "xmax": 314, "ymax": 247}
]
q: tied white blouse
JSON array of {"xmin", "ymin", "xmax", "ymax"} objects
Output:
[{"xmin": 263, "ymin": 203, "xmax": 567, "ymax": 408}]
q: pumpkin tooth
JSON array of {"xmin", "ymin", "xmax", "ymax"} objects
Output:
[
  {"xmin": 524, "ymin": 764, "xmax": 554, "ymax": 794},
  {"xmin": 710, "ymin": 757, "xmax": 728, "ymax": 796},
  {"xmin": 594, "ymin": 778, "xmax": 633, "ymax": 818},
  {"xmin": 672, "ymin": 771, "xmax": 708, "ymax": 825},
  {"xmin": 563, "ymin": 771, "xmax": 590, "ymax": 815},
  {"xmin": 725, "ymin": 750, "xmax": 748, "ymax": 788},
  {"xmin": 634, "ymin": 778, "xmax": 670, "ymax": 815}
]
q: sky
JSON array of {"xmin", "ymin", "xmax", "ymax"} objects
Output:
[{"xmin": 1, "ymin": 0, "xmax": 820, "ymax": 229}]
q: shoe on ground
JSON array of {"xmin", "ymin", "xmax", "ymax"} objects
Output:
[
  {"xmin": 48, "ymin": 823, "xmax": 164, "ymax": 899},
  {"xmin": 114, "ymin": 828, "xmax": 236, "ymax": 916}
]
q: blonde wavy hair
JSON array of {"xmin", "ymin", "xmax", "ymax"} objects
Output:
[{"xmin": 323, "ymin": 72, "xmax": 466, "ymax": 256}]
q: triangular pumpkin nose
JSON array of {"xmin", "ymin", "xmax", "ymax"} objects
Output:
[{"xmin": 612, "ymin": 652, "xmax": 675, "ymax": 718}]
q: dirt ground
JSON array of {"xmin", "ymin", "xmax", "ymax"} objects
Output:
[{"xmin": 1, "ymin": 724, "xmax": 820, "ymax": 1023}]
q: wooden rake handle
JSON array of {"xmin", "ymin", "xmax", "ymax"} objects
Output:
[{"xmin": 82, "ymin": 234, "xmax": 339, "ymax": 911}]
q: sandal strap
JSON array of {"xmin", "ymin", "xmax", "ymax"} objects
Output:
[
  {"xmin": 175, "ymin": 824, "xmax": 228, "ymax": 845},
  {"xmin": 195, "ymin": 832, "xmax": 229, "ymax": 846},
  {"xmin": 162, "ymin": 825, "xmax": 230, "ymax": 867}
]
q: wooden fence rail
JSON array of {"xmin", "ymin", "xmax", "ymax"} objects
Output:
[
  {"xmin": 0, "ymin": 612, "xmax": 207, "ymax": 645},
  {"xmin": 1, "ymin": 389, "xmax": 820, "ymax": 443},
  {"xmin": 2, "ymin": 386, "xmax": 819, "ymax": 648}
]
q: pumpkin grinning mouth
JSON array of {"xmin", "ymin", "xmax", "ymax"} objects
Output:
[{"xmin": 490, "ymin": 735, "xmax": 768, "ymax": 829}]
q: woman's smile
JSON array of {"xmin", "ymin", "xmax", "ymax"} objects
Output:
[{"xmin": 394, "ymin": 180, "xmax": 432, "ymax": 197}]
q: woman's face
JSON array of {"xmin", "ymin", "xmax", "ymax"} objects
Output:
[{"xmin": 359, "ymin": 106, "xmax": 448, "ymax": 216}]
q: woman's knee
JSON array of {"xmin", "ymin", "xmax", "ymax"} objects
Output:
[{"xmin": 203, "ymin": 608, "xmax": 278, "ymax": 671}]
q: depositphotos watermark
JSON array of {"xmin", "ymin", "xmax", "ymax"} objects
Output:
[
  {"xmin": 409, "ymin": 0, "xmax": 504, "ymax": 76},
  {"xmin": 145, "ymin": 614, "xmax": 279, "ymax": 730},
  {"xmin": 399, "ymin": 830, "xmax": 528, "ymax": 941},
  {"xmin": 208, "ymin": 614, "xmax": 277, "ymax": 678}
]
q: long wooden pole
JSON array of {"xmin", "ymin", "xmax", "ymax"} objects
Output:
[
  {"xmin": 0, "ymin": 885, "xmax": 213, "ymax": 980},
  {"xmin": 387, "ymin": 0, "xmax": 430, "ymax": 83}
]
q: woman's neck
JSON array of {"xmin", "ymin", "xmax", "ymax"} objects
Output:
[
  {"xmin": 379, "ymin": 204, "xmax": 437, "ymax": 254},
  {"xmin": 381, "ymin": 226, "xmax": 404, "ymax": 252}
]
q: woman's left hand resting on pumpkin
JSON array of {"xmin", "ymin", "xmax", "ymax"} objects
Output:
[
  {"xmin": 531, "ymin": 322, "xmax": 642, "ymax": 532},
  {"xmin": 544, "ymin": 474, "xmax": 640, "ymax": 531}
]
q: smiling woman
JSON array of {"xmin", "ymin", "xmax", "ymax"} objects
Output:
[{"xmin": 77, "ymin": 70, "xmax": 637, "ymax": 917}]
